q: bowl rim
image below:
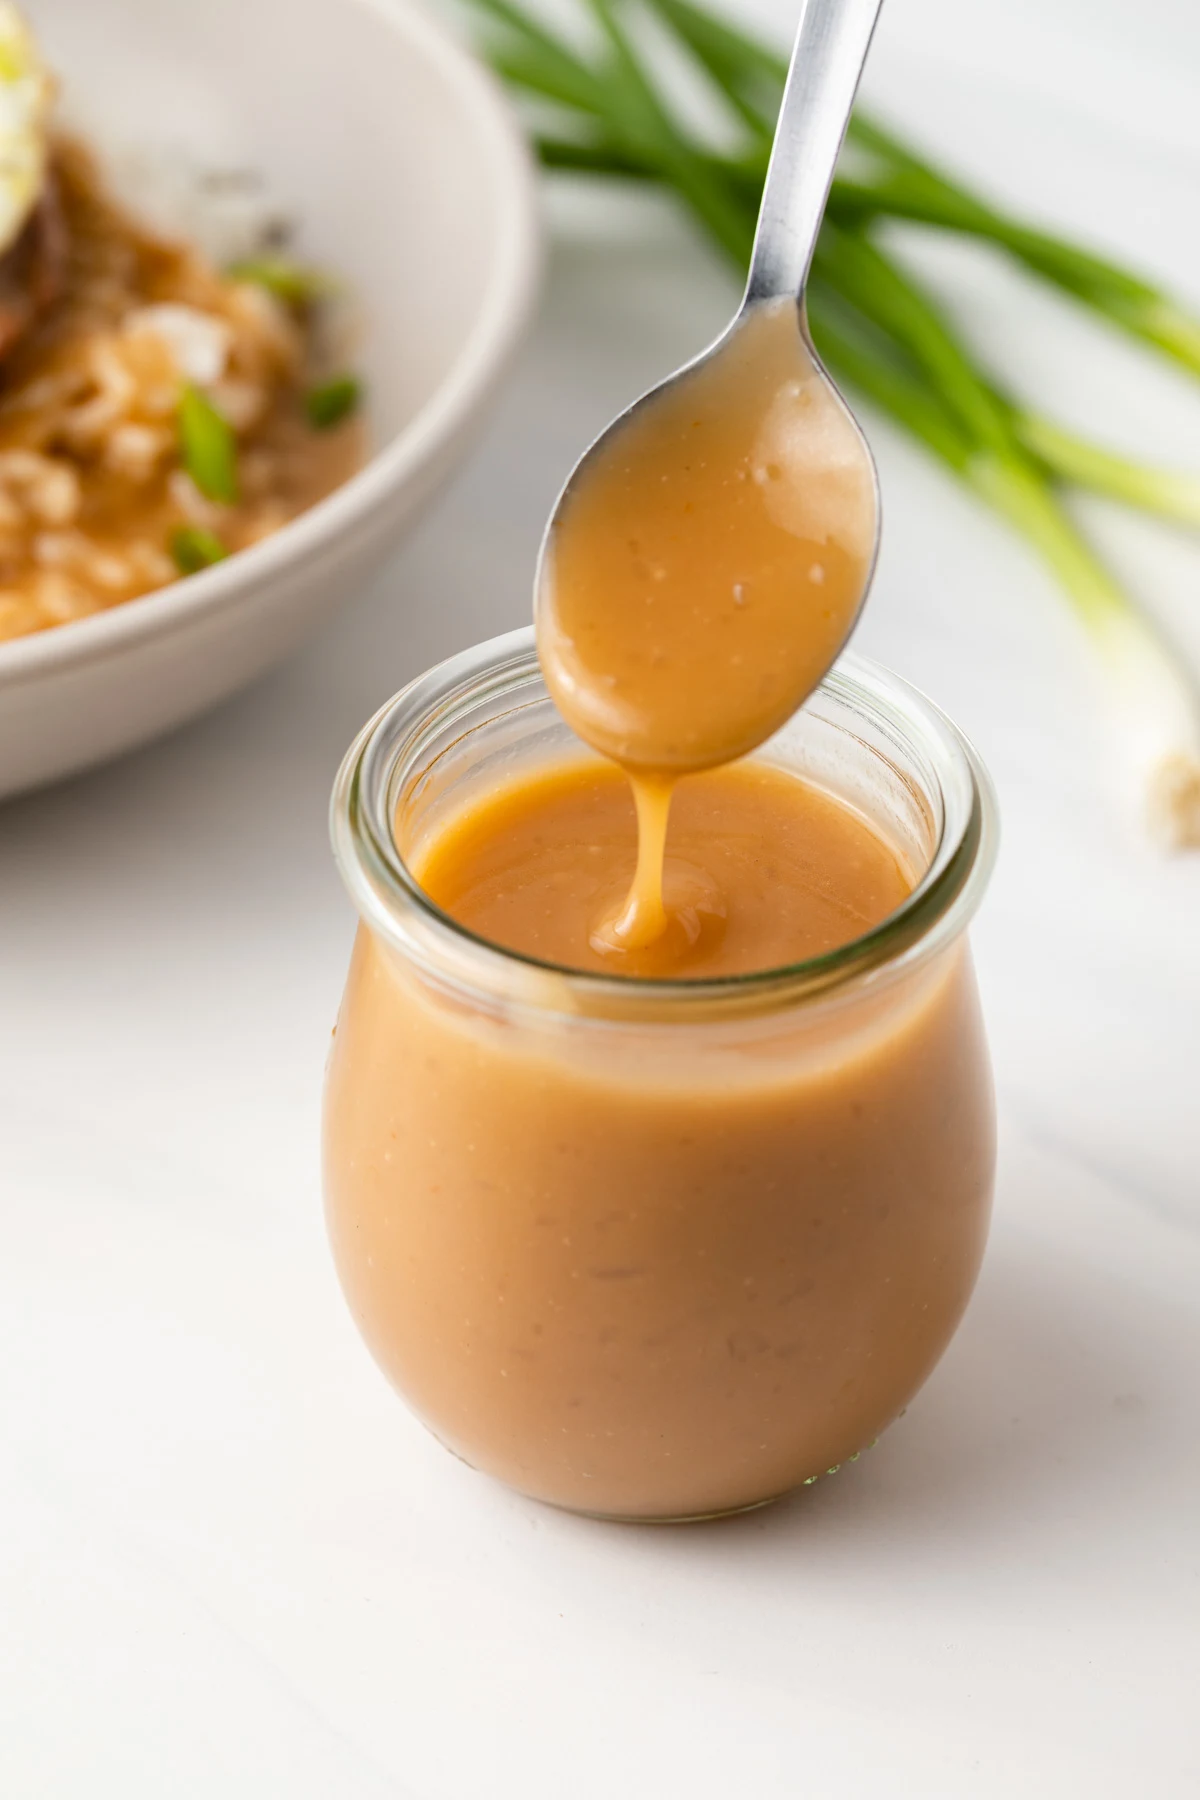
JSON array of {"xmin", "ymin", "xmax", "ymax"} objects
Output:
[{"xmin": 0, "ymin": 0, "xmax": 540, "ymax": 689}]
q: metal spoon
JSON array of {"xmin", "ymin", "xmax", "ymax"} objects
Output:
[{"xmin": 536, "ymin": 0, "xmax": 886, "ymax": 776}]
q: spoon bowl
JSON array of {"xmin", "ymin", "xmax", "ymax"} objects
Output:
[{"xmin": 535, "ymin": 0, "xmax": 885, "ymax": 778}]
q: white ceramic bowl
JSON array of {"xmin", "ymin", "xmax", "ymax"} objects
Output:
[{"xmin": 0, "ymin": 0, "xmax": 539, "ymax": 798}]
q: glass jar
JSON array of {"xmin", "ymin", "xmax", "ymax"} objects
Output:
[{"xmin": 324, "ymin": 628, "xmax": 998, "ymax": 1522}]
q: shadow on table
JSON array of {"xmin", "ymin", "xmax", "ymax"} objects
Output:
[{"xmin": 669, "ymin": 1202, "xmax": 1169, "ymax": 1563}]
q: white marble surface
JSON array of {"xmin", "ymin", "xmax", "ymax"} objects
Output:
[{"xmin": 3, "ymin": 2, "xmax": 1200, "ymax": 1793}]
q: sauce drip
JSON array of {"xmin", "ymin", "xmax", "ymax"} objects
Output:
[
  {"xmin": 536, "ymin": 297, "xmax": 876, "ymax": 955},
  {"xmin": 416, "ymin": 758, "xmax": 910, "ymax": 982}
]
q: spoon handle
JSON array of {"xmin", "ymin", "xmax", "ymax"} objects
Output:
[{"xmin": 745, "ymin": 0, "xmax": 884, "ymax": 306}]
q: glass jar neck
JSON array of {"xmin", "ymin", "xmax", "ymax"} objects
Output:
[{"xmin": 331, "ymin": 628, "xmax": 997, "ymax": 1025}]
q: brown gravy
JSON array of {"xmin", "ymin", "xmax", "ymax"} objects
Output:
[
  {"xmin": 418, "ymin": 756, "xmax": 910, "ymax": 981},
  {"xmin": 325, "ymin": 882, "xmax": 993, "ymax": 1520}
]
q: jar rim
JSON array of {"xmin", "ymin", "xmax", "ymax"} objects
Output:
[{"xmin": 331, "ymin": 628, "xmax": 998, "ymax": 1018}]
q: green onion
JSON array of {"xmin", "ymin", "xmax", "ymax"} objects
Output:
[
  {"xmin": 806, "ymin": 244, "xmax": 1200, "ymax": 844},
  {"xmin": 170, "ymin": 526, "xmax": 228, "ymax": 574},
  {"xmin": 463, "ymin": 0, "xmax": 1200, "ymax": 844},
  {"xmin": 178, "ymin": 384, "xmax": 238, "ymax": 505},
  {"xmin": 227, "ymin": 256, "xmax": 331, "ymax": 306},
  {"xmin": 833, "ymin": 116, "xmax": 1200, "ymax": 380},
  {"xmin": 1010, "ymin": 413, "xmax": 1200, "ymax": 528},
  {"xmin": 305, "ymin": 374, "xmax": 362, "ymax": 430},
  {"xmin": 584, "ymin": 0, "xmax": 755, "ymax": 268},
  {"xmin": 970, "ymin": 458, "xmax": 1200, "ymax": 847},
  {"xmin": 651, "ymin": 0, "xmax": 785, "ymax": 136}
]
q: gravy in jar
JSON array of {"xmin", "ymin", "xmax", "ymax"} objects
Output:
[
  {"xmin": 417, "ymin": 756, "xmax": 909, "ymax": 980},
  {"xmin": 324, "ymin": 751, "xmax": 994, "ymax": 1519}
]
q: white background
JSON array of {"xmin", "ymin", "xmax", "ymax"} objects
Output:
[{"xmin": 3, "ymin": 0, "xmax": 1199, "ymax": 1793}]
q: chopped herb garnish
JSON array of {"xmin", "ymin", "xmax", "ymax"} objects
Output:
[
  {"xmin": 170, "ymin": 526, "xmax": 228, "ymax": 574},
  {"xmin": 178, "ymin": 384, "xmax": 238, "ymax": 505},
  {"xmin": 227, "ymin": 256, "xmax": 330, "ymax": 306},
  {"xmin": 305, "ymin": 374, "xmax": 362, "ymax": 430}
]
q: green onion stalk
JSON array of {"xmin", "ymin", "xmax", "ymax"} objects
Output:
[{"xmin": 462, "ymin": 0, "xmax": 1200, "ymax": 846}]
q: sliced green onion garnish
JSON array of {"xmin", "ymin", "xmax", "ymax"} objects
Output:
[
  {"xmin": 178, "ymin": 384, "xmax": 238, "ymax": 505},
  {"xmin": 170, "ymin": 526, "xmax": 228, "ymax": 574},
  {"xmin": 227, "ymin": 256, "xmax": 330, "ymax": 306},
  {"xmin": 305, "ymin": 374, "xmax": 362, "ymax": 430}
]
